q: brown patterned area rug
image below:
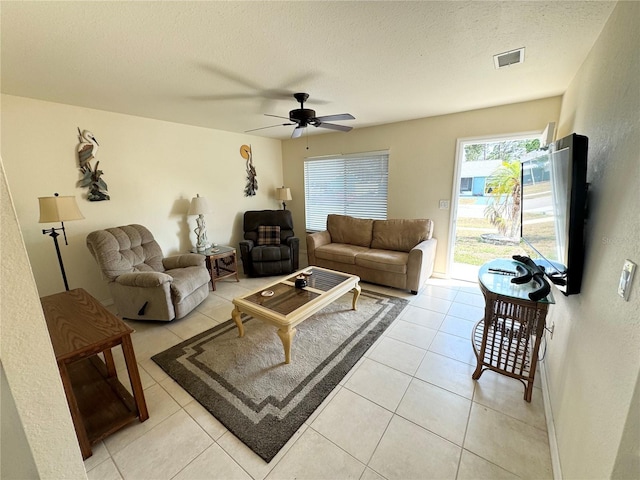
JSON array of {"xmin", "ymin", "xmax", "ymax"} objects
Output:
[{"xmin": 152, "ymin": 289, "xmax": 407, "ymax": 462}]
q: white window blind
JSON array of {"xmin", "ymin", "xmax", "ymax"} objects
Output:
[{"xmin": 304, "ymin": 151, "xmax": 389, "ymax": 231}]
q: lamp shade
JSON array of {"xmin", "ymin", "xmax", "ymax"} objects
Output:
[
  {"xmin": 188, "ymin": 194, "xmax": 211, "ymax": 215},
  {"xmin": 276, "ymin": 187, "xmax": 292, "ymax": 201},
  {"xmin": 38, "ymin": 195, "xmax": 84, "ymax": 223}
]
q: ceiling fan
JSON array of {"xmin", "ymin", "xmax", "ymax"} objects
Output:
[{"xmin": 246, "ymin": 93, "xmax": 355, "ymax": 138}]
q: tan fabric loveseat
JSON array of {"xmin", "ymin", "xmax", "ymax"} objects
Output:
[{"xmin": 306, "ymin": 214, "xmax": 437, "ymax": 294}]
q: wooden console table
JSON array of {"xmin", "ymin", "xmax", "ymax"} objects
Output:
[
  {"xmin": 41, "ymin": 288, "xmax": 149, "ymax": 459},
  {"xmin": 472, "ymin": 259, "xmax": 554, "ymax": 402}
]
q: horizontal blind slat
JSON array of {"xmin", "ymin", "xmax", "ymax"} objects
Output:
[{"xmin": 304, "ymin": 153, "xmax": 388, "ymax": 231}]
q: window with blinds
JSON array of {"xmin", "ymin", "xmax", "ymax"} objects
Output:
[{"xmin": 304, "ymin": 151, "xmax": 389, "ymax": 231}]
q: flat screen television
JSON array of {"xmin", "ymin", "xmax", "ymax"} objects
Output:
[{"xmin": 520, "ymin": 133, "xmax": 589, "ymax": 295}]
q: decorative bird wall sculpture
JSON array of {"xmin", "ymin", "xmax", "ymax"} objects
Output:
[
  {"xmin": 77, "ymin": 128, "xmax": 99, "ymax": 166},
  {"xmin": 240, "ymin": 144, "xmax": 258, "ymax": 196},
  {"xmin": 77, "ymin": 128, "xmax": 110, "ymax": 201}
]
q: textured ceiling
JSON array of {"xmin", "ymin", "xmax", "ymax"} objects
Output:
[{"xmin": 1, "ymin": 1, "xmax": 615, "ymax": 139}]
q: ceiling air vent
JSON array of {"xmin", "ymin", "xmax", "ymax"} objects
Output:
[{"xmin": 493, "ymin": 47, "xmax": 525, "ymax": 69}]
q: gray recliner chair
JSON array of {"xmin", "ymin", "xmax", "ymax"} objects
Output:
[
  {"xmin": 239, "ymin": 210, "xmax": 299, "ymax": 277},
  {"xmin": 86, "ymin": 224, "xmax": 210, "ymax": 321}
]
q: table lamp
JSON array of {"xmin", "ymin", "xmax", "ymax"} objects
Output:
[
  {"xmin": 188, "ymin": 193, "xmax": 212, "ymax": 252},
  {"xmin": 38, "ymin": 193, "xmax": 85, "ymax": 291},
  {"xmin": 276, "ymin": 186, "xmax": 292, "ymax": 210}
]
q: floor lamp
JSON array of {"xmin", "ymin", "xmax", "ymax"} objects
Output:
[{"xmin": 38, "ymin": 193, "xmax": 84, "ymax": 291}]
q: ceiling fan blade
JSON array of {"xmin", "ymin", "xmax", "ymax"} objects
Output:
[
  {"xmin": 315, "ymin": 123, "xmax": 353, "ymax": 132},
  {"xmin": 245, "ymin": 123, "xmax": 294, "ymax": 133},
  {"xmin": 291, "ymin": 126, "xmax": 305, "ymax": 139},
  {"xmin": 265, "ymin": 113, "xmax": 293, "ymax": 120},
  {"xmin": 314, "ymin": 113, "xmax": 355, "ymax": 122},
  {"xmin": 198, "ymin": 63, "xmax": 263, "ymax": 91}
]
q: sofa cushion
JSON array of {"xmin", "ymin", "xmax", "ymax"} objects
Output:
[
  {"xmin": 315, "ymin": 243, "xmax": 370, "ymax": 265},
  {"xmin": 371, "ymin": 219, "xmax": 433, "ymax": 252},
  {"xmin": 327, "ymin": 214, "xmax": 374, "ymax": 247},
  {"xmin": 355, "ymin": 250, "xmax": 409, "ymax": 274},
  {"xmin": 257, "ymin": 225, "xmax": 281, "ymax": 245}
]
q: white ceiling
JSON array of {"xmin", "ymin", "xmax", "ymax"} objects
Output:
[{"xmin": 1, "ymin": 1, "xmax": 615, "ymax": 140}]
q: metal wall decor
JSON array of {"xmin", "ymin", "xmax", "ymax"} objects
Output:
[
  {"xmin": 77, "ymin": 128, "xmax": 110, "ymax": 201},
  {"xmin": 240, "ymin": 144, "xmax": 258, "ymax": 196}
]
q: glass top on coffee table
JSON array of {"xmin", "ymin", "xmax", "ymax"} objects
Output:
[{"xmin": 241, "ymin": 267, "xmax": 357, "ymax": 315}]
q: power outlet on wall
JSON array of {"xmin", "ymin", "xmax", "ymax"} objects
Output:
[{"xmin": 618, "ymin": 260, "xmax": 636, "ymax": 301}]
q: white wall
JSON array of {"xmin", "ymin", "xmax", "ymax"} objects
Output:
[
  {"xmin": 547, "ymin": 2, "xmax": 640, "ymax": 478},
  {"xmin": 1, "ymin": 95, "xmax": 283, "ymax": 300},
  {"xmin": 282, "ymin": 96, "xmax": 561, "ymax": 275},
  {"xmin": 1, "ymin": 159, "xmax": 87, "ymax": 479}
]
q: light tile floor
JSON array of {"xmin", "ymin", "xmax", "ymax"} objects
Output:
[{"xmin": 85, "ymin": 275, "xmax": 552, "ymax": 480}]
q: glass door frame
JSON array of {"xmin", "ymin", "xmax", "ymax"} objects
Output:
[{"xmin": 446, "ymin": 130, "xmax": 542, "ymax": 279}]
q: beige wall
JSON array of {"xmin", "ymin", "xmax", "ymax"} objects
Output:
[
  {"xmin": 1, "ymin": 160, "xmax": 87, "ymax": 479},
  {"xmin": 0, "ymin": 95, "xmax": 282, "ymax": 475},
  {"xmin": 3, "ymin": 4, "xmax": 638, "ymax": 474},
  {"xmin": 282, "ymin": 96, "xmax": 562, "ymax": 275},
  {"xmin": 546, "ymin": 2, "xmax": 640, "ymax": 478},
  {"xmin": 1, "ymin": 95, "xmax": 283, "ymax": 300},
  {"xmin": 1, "ymin": 364, "xmax": 39, "ymax": 479}
]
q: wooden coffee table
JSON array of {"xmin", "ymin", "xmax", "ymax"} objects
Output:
[{"xmin": 231, "ymin": 267, "xmax": 361, "ymax": 364}]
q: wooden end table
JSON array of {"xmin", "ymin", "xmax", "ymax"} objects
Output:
[
  {"xmin": 40, "ymin": 288, "xmax": 149, "ymax": 459},
  {"xmin": 197, "ymin": 246, "xmax": 240, "ymax": 290}
]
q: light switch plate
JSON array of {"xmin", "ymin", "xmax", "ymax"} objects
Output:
[
  {"xmin": 618, "ymin": 260, "xmax": 636, "ymax": 301},
  {"xmin": 439, "ymin": 199, "xmax": 450, "ymax": 209}
]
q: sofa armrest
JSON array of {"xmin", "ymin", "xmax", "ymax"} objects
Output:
[
  {"xmin": 286, "ymin": 237, "xmax": 300, "ymax": 270},
  {"xmin": 116, "ymin": 271, "xmax": 173, "ymax": 288},
  {"xmin": 306, "ymin": 231, "xmax": 331, "ymax": 265},
  {"xmin": 407, "ymin": 238, "xmax": 438, "ymax": 293},
  {"xmin": 163, "ymin": 253, "xmax": 205, "ymax": 270},
  {"xmin": 239, "ymin": 240, "xmax": 254, "ymax": 276}
]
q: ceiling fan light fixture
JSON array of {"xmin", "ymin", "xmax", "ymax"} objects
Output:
[
  {"xmin": 252, "ymin": 93, "xmax": 355, "ymax": 137},
  {"xmin": 289, "ymin": 108, "xmax": 316, "ymax": 122},
  {"xmin": 291, "ymin": 126, "xmax": 304, "ymax": 139}
]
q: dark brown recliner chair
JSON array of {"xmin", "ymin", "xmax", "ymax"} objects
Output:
[{"xmin": 239, "ymin": 210, "xmax": 299, "ymax": 277}]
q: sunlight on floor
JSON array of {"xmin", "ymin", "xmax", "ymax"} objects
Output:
[
  {"xmin": 88, "ymin": 273, "xmax": 552, "ymax": 480},
  {"xmin": 450, "ymin": 262, "xmax": 480, "ymax": 283}
]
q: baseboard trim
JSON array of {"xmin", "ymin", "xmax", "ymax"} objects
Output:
[
  {"xmin": 540, "ymin": 358, "xmax": 563, "ymax": 480},
  {"xmin": 100, "ymin": 297, "xmax": 114, "ymax": 307}
]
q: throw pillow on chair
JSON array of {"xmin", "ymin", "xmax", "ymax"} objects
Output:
[{"xmin": 257, "ymin": 225, "xmax": 281, "ymax": 245}]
